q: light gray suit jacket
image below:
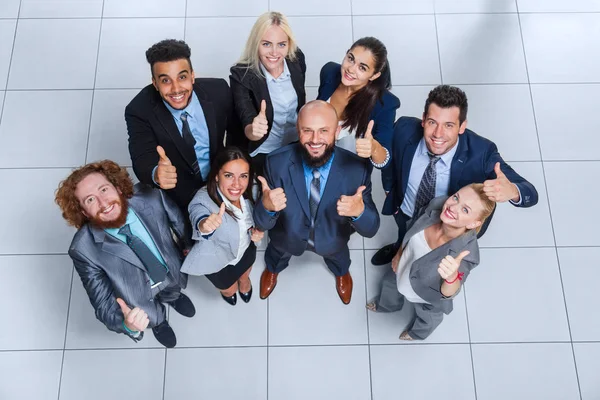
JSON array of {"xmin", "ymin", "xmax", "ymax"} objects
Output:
[
  {"xmin": 402, "ymin": 196, "xmax": 481, "ymax": 314},
  {"xmin": 68, "ymin": 184, "xmax": 192, "ymax": 338},
  {"xmin": 183, "ymin": 187, "xmax": 255, "ymax": 276}
]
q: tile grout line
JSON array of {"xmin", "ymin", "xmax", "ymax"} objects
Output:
[
  {"xmin": 362, "ymin": 247, "xmax": 375, "ymax": 400},
  {"xmin": 266, "ymin": 296, "xmax": 270, "ymax": 400},
  {"xmin": 56, "ymin": 266, "xmax": 75, "ymax": 400},
  {"xmin": 432, "ymin": 9, "xmax": 444, "ymax": 89},
  {"xmin": 515, "ymin": 3, "xmax": 583, "ymax": 399},
  {"xmin": 462, "ymin": 285, "xmax": 479, "ymax": 400},
  {"xmin": 0, "ymin": 0, "xmax": 21, "ymax": 127},
  {"xmin": 161, "ymin": 348, "xmax": 168, "ymax": 400}
]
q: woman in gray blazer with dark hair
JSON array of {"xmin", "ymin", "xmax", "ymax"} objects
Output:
[
  {"xmin": 183, "ymin": 147, "xmax": 264, "ymax": 305},
  {"xmin": 367, "ymin": 183, "xmax": 495, "ymax": 340}
]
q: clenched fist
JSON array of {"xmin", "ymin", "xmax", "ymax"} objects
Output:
[
  {"xmin": 117, "ymin": 298, "xmax": 149, "ymax": 332},
  {"xmin": 438, "ymin": 251, "xmax": 470, "ymax": 281},
  {"xmin": 250, "ymin": 227, "xmax": 264, "ymax": 243},
  {"xmin": 257, "ymin": 176, "xmax": 287, "ymax": 212},
  {"xmin": 483, "ymin": 162, "xmax": 519, "ymax": 203},
  {"xmin": 154, "ymin": 146, "xmax": 177, "ymax": 189},
  {"xmin": 246, "ymin": 100, "xmax": 269, "ymax": 141},
  {"xmin": 337, "ymin": 186, "xmax": 366, "ymax": 218},
  {"xmin": 198, "ymin": 202, "xmax": 226, "ymax": 234},
  {"xmin": 355, "ymin": 120, "xmax": 375, "ymax": 158}
]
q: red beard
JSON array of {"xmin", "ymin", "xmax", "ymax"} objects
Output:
[{"xmin": 88, "ymin": 194, "xmax": 129, "ymax": 229}]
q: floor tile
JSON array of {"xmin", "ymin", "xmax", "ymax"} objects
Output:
[
  {"xmin": 103, "ymin": 0, "xmax": 186, "ymax": 17},
  {"xmin": 467, "ymin": 248, "xmax": 570, "ymax": 342},
  {"xmin": 268, "ymin": 250, "xmax": 368, "ymax": 345},
  {"xmin": 271, "ymin": 0, "xmax": 351, "ymax": 16},
  {"xmin": 0, "ymin": 90, "xmax": 92, "ymax": 168},
  {"xmin": 187, "ymin": 0, "xmax": 268, "ymax": 16},
  {"xmin": 0, "ymin": 255, "xmax": 72, "ymax": 350},
  {"xmin": 269, "ymin": 346, "xmax": 371, "ymax": 400},
  {"xmin": 365, "ymin": 249, "xmax": 470, "ymax": 344},
  {"xmin": 168, "ymin": 257, "xmax": 267, "ymax": 347},
  {"xmin": 96, "ymin": 18, "xmax": 184, "ymax": 89},
  {"xmin": 87, "ymin": 89, "xmax": 139, "ymax": 166},
  {"xmin": 437, "ymin": 13, "xmax": 527, "ymax": 84},
  {"xmin": 532, "ymin": 84, "xmax": 600, "ymax": 161},
  {"xmin": 287, "ymin": 16, "xmax": 352, "ymax": 87},
  {"xmin": 472, "ymin": 343, "xmax": 580, "ymax": 400},
  {"xmin": 517, "ymin": 0, "xmax": 600, "ymax": 12},
  {"xmin": 0, "ymin": 0, "xmax": 20, "ymax": 18},
  {"xmin": 558, "ymin": 247, "xmax": 600, "ymax": 341},
  {"xmin": 462, "ymin": 84, "xmax": 540, "ymax": 161},
  {"xmin": 370, "ymin": 344, "xmax": 476, "ymax": 400},
  {"xmin": 477, "ymin": 162, "xmax": 555, "ymax": 248},
  {"xmin": 0, "ymin": 351, "xmax": 62, "ymax": 400},
  {"xmin": 435, "ymin": 0, "xmax": 517, "ymax": 13},
  {"xmin": 0, "ymin": 169, "xmax": 76, "ymax": 254},
  {"xmin": 351, "ymin": 0, "xmax": 434, "ymax": 14},
  {"xmin": 164, "ymin": 347, "xmax": 267, "ymax": 399},
  {"xmin": 353, "ymin": 15, "xmax": 441, "ymax": 85},
  {"xmin": 521, "ymin": 14, "xmax": 600, "ymax": 83},
  {"xmin": 65, "ymin": 276, "xmax": 163, "ymax": 349},
  {"xmin": 545, "ymin": 161, "xmax": 600, "ymax": 246},
  {"xmin": 60, "ymin": 349, "xmax": 165, "ymax": 400},
  {"xmin": 0, "ymin": 20, "xmax": 16, "ymax": 90},
  {"xmin": 390, "ymin": 85, "xmax": 435, "ymax": 120},
  {"xmin": 573, "ymin": 343, "xmax": 600, "ymax": 400},
  {"xmin": 19, "ymin": 0, "xmax": 103, "ymax": 17},
  {"xmin": 185, "ymin": 17, "xmax": 257, "ymax": 82},
  {"xmin": 8, "ymin": 19, "xmax": 100, "ymax": 90}
]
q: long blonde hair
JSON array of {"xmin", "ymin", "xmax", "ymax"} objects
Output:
[
  {"xmin": 466, "ymin": 183, "xmax": 496, "ymax": 233},
  {"xmin": 236, "ymin": 11, "xmax": 298, "ymax": 75}
]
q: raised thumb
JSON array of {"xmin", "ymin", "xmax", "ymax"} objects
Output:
[
  {"xmin": 259, "ymin": 99, "xmax": 267, "ymax": 116},
  {"xmin": 494, "ymin": 162, "xmax": 504, "ymax": 177},
  {"xmin": 157, "ymin": 146, "xmax": 171, "ymax": 165},
  {"xmin": 257, "ymin": 175, "xmax": 270, "ymax": 192},
  {"xmin": 355, "ymin": 185, "xmax": 366, "ymax": 197},
  {"xmin": 363, "ymin": 120, "xmax": 374, "ymax": 139},
  {"xmin": 116, "ymin": 298, "xmax": 130, "ymax": 314},
  {"xmin": 456, "ymin": 250, "xmax": 470, "ymax": 263},
  {"xmin": 218, "ymin": 202, "xmax": 226, "ymax": 217}
]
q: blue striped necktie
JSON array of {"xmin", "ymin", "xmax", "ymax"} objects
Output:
[{"xmin": 307, "ymin": 169, "xmax": 321, "ymax": 248}]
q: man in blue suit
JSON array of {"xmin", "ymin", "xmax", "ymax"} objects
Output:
[
  {"xmin": 372, "ymin": 85, "xmax": 538, "ymax": 265},
  {"xmin": 254, "ymin": 101, "xmax": 380, "ymax": 304}
]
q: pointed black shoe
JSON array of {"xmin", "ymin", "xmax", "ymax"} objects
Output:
[
  {"xmin": 168, "ymin": 293, "xmax": 196, "ymax": 317},
  {"xmin": 239, "ymin": 286, "xmax": 253, "ymax": 303},
  {"xmin": 152, "ymin": 320, "xmax": 177, "ymax": 348},
  {"xmin": 221, "ymin": 292, "xmax": 237, "ymax": 306},
  {"xmin": 371, "ymin": 244, "xmax": 396, "ymax": 266}
]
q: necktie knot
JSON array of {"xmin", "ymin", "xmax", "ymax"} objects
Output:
[
  {"xmin": 427, "ymin": 152, "xmax": 441, "ymax": 164},
  {"xmin": 312, "ymin": 169, "xmax": 321, "ymax": 180},
  {"xmin": 118, "ymin": 224, "xmax": 132, "ymax": 238},
  {"xmin": 180, "ymin": 112, "xmax": 189, "ymax": 122}
]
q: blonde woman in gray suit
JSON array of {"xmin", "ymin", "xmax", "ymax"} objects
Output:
[
  {"xmin": 183, "ymin": 147, "xmax": 264, "ymax": 305},
  {"xmin": 367, "ymin": 183, "xmax": 495, "ymax": 340}
]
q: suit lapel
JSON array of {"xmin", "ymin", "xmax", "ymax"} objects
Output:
[
  {"xmin": 401, "ymin": 139, "xmax": 419, "ymax": 194},
  {"xmin": 130, "ymin": 198, "xmax": 171, "ymax": 267},
  {"xmin": 195, "ymin": 83, "xmax": 219, "ymax": 162},
  {"xmin": 449, "ymin": 135, "xmax": 468, "ymax": 192},
  {"xmin": 91, "ymin": 225, "xmax": 146, "ymax": 272},
  {"xmin": 320, "ymin": 151, "xmax": 343, "ymax": 215},
  {"xmin": 153, "ymin": 100, "xmax": 197, "ymax": 173},
  {"xmin": 289, "ymin": 150, "xmax": 310, "ymax": 219}
]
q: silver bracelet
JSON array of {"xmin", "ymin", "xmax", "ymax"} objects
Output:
[{"xmin": 370, "ymin": 147, "xmax": 390, "ymax": 169}]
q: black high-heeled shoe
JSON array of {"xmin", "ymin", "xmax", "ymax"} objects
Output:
[
  {"xmin": 239, "ymin": 285, "xmax": 253, "ymax": 303},
  {"xmin": 221, "ymin": 292, "xmax": 237, "ymax": 306}
]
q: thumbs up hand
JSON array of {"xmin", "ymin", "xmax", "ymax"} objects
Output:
[
  {"xmin": 355, "ymin": 120, "xmax": 375, "ymax": 158},
  {"xmin": 483, "ymin": 162, "xmax": 520, "ymax": 203},
  {"xmin": 117, "ymin": 298, "xmax": 149, "ymax": 332},
  {"xmin": 155, "ymin": 146, "xmax": 177, "ymax": 190},
  {"xmin": 337, "ymin": 185, "xmax": 366, "ymax": 218},
  {"xmin": 198, "ymin": 202, "xmax": 226, "ymax": 234},
  {"xmin": 438, "ymin": 251, "xmax": 470, "ymax": 281},
  {"xmin": 257, "ymin": 176, "xmax": 287, "ymax": 212},
  {"xmin": 246, "ymin": 100, "xmax": 269, "ymax": 141}
]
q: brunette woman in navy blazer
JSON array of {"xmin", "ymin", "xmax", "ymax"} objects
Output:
[{"xmin": 317, "ymin": 36, "xmax": 400, "ymax": 185}]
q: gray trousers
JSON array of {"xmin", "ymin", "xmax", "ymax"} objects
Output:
[
  {"xmin": 374, "ymin": 268, "xmax": 443, "ymax": 340},
  {"xmin": 150, "ymin": 273, "xmax": 182, "ymax": 327}
]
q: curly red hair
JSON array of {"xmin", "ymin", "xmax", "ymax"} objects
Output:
[{"xmin": 55, "ymin": 160, "xmax": 134, "ymax": 229}]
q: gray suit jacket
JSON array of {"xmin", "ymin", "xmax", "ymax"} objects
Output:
[
  {"xmin": 183, "ymin": 187, "xmax": 255, "ymax": 276},
  {"xmin": 68, "ymin": 184, "xmax": 192, "ymax": 338},
  {"xmin": 402, "ymin": 196, "xmax": 481, "ymax": 314}
]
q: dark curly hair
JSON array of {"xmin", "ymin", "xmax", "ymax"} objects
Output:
[
  {"xmin": 424, "ymin": 85, "xmax": 469, "ymax": 124},
  {"xmin": 145, "ymin": 39, "xmax": 193, "ymax": 76},
  {"xmin": 55, "ymin": 160, "xmax": 134, "ymax": 229}
]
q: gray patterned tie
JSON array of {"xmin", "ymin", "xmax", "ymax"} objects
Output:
[
  {"xmin": 413, "ymin": 152, "xmax": 441, "ymax": 215},
  {"xmin": 118, "ymin": 224, "xmax": 168, "ymax": 284},
  {"xmin": 180, "ymin": 112, "xmax": 200, "ymax": 176},
  {"xmin": 307, "ymin": 169, "xmax": 321, "ymax": 248}
]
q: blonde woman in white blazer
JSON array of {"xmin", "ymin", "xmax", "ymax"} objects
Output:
[{"xmin": 183, "ymin": 147, "xmax": 264, "ymax": 305}]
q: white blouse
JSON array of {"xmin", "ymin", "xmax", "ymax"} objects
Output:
[
  {"xmin": 218, "ymin": 188, "xmax": 254, "ymax": 268},
  {"xmin": 396, "ymin": 230, "xmax": 431, "ymax": 304}
]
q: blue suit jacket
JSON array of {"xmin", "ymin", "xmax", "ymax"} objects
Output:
[
  {"xmin": 317, "ymin": 62, "xmax": 400, "ymax": 189},
  {"xmin": 254, "ymin": 144, "xmax": 380, "ymax": 256},
  {"xmin": 382, "ymin": 117, "xmax": 538, "ymax": 235}
]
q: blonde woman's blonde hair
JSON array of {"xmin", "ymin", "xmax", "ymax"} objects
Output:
[
  {"xmin": 237, "ymin": 11, "xmax": 298, "ymax": 75},
  {"xmin": 465, "ymin": 183, "xmax": 496, "ymax": 233}
]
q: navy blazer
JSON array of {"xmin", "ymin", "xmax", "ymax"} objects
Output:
[
  {"xmin": 254, "ymin": 144, "xmax": 380, "ymax": 256},
  {"xmin": 317, "ymin": 62, "xmax": 400, "ymax": 184},
  {"xmin": 383, "ymin": 117, "xmax": 538, "ymax": 235}
]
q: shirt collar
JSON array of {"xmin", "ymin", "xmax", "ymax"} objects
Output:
[
  {"xmin": 260, "ymin": 59, "xmax": 291, "ymax": 82},
  {"xmin": 302, "ymin": 151, "xmax": 335, "ymax": 177},
  {"xmin": 104, "ymin": 207, "xmax": 137, "ymax": 233},
  {"xmin": 417, "ymin": 137, "xmax": 460, "ymax": 168},
  {"xmin": 163, "ymin": 91, "xmax": 200, "ymax": 120}
]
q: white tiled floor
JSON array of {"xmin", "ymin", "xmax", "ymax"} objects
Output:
[{"xmin": 0, "ymin": 1, "xmax": 595, "ymax": 399}]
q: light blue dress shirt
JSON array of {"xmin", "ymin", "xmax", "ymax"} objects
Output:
[
  {"xmin": 401, "ymin": 138, "xmax": 459, "ymax": 217},
  {"xmin": 163, "ymin": 91, "xmax": 211, "ymax": 180},
  {"xmin": 252, "ymin": 60, "xmax": 299, "ymax": 157},
  {"xmin": 104, "ymin": 208, "xmax": 167, "ymax": 269},
  {"xmin": 301, "ymin": 153, "xmax": 335, "ymax": 200}
]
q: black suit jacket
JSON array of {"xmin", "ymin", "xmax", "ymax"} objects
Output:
[
  {"xmin": 125, "ymin": 78, "xmax": 241, "ymax": 213},
  {"xmin": 229, "ymin": 49, "xmax": 306, "ymax": 153}
]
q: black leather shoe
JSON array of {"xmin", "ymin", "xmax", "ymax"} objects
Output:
[
  {"xmin": 371, "ymin": 244, "xmax": 396, "ymax": 266},
  {"xmin": 221, "ymin": 292, "xmax": 237, "ymax": 306},
  {"xmin": 169, "ymin": 293, "xmax": 196, "ymax": 317},
  {"xmin": 239, "ymin": 286, "xmax": 252, "ymax": 303},
  {"xmin": 152, "ymin": 320, "xmax": 177, "ymax": 348}
]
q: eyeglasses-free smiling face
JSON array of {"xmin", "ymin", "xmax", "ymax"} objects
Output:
[
  {"xmin": 297, "ymin": 102, "xmax": 340, "ymax": 167},
  {"xmin": 216, "ymin": 159, "xmax": 251, "ymax": 203},
  {"xmin": 340, "ymin": 46, "xmax": 381, "ymax": 89},
  {"xmin": 152, "ymin": 58, "xmax": 196, "ymax": 110},
  {"xmin": 440, "ymin": 186, "xmax": 485, "ymax": 231},
  {"xmin": 75, "ymin": 172, "xmax": 127, "ymax": 229},
  {"xmin": 422, "ymin": 103, "xmax": 467, "ymax": 156},
  {"xmin": 258, "ymin": 25, "xmax": 289, "ymax": 75}
]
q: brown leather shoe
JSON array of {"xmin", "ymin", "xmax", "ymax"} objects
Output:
[
  {"xmin": 336, "ymin": 272, "xmax": 353, "ymax": 305},
  {"xmin": 260, "ymin": 269, "xmax": 278, "ymax": 299}
]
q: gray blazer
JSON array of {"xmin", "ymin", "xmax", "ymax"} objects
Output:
[
  {"xmin": 402, "ymin": 196, "xmax": 481, "ymax": 314},
  {"xmin": 183, "ymin": 187, "xmax": 255, "ymax": 276},
  {"xmin": 68, "ymin": 184, "xmax": 192, "ymax": 337}
]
